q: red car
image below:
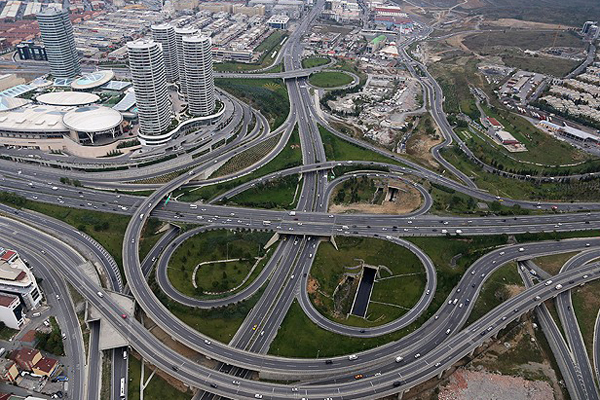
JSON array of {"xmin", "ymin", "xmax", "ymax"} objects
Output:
[{"xmin": 121, "ymin": 314, "xmax": 127, "ymax": 319}]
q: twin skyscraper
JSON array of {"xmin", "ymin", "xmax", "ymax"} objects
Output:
[{"xmin": 128, "ymin": 24, "xmax": 215, "ymax": 145}]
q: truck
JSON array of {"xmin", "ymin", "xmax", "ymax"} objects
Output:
[{"xmin": 289, "ymin": 211, "xmax": 296, "ymax": 216}]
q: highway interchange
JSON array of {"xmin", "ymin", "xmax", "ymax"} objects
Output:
[{"xmin": 1, "ymin": 1, "xmax": 600, "ymax": 399}]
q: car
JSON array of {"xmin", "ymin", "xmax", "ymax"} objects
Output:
[
  {"xmin": 499, "ymin": 252, "xmax": 505, "ymax": 256},
  {"xmin": 254, "ymin": 394, "xmax": 263, "ymax": 399},
  {"xmin": 325, "ymin": 360, "xmax": 333, "ymax": 364},
  {"xmin": 61, "ymin": 333, "xmax": 67, "ymax": 340},
  {"xmin": 435, "ymin": 362, "xmax": 441, "ymax": 367},
  {"xmin": 171, "ymin": 366, "xmax": 179, "ymax": 371},
  {"xmin": 348, "ymin": 354, "xmax": 358, "ymax": 360},
  {"xmin": 426, "ymin": 289, "xmax": 430, "ymax": 295},
  {"xmin": 518, "ymin": 247, "xmax": 525, "ymax": 252},
  {"xmin": 414, "ymin": 353, "xmax": 421, "ymax": 358},
  {"xmin": 232, "ymin": 380, "xmax": 240, "ymax": 385},
  {"xmin": 56, "ymin": 295, "xmax": 61, "ymax": 300},
  {"xmin": 252, "ymin": 324, "xmax": 257, "ymax": 331},
  {"xmin": 545, "ymin": 280, "xmax": 553, "ymax": 286},
  {"xmin": 393, "ymin": 381, "xmax": 401, "ymax": 387},
  {"xmin": 97, "ymin": 291, "xmax": 103, "ymax": 298},
  {"xmin": 121, "ymin": 314, "xmax": 127, "ymax": 319},
  {"xmin": 291, "ymin": 387, "xmax": 298, "ymax": 392},
  {"xmin": 375, "ymin": 372, "xmax": 382, "ymax": 376},
  {"xmin": 354, "ymin": 374, "xmax": 364, "ymax": 380},
  {"xmin": 586, "ymin": 243, "xmax": 591, "ymax": 247},
  {"xmin": 395, "ymin": 356, "xmax": 404, "ymax": 363},
  {"xmin": 210, "ymin": 383, "xmax": 218, "ymax": 389},
  {"xmin": 204, "ymin": 339, "xmax": 211, "ymax": 345}
]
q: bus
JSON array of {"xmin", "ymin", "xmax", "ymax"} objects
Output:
[{"xmin": 120, "ymin": 377, "xmax": 126, "ymax": 398}]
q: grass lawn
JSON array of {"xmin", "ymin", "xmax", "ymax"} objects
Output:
[
  {"xmin": 572, "ymin": 280, "xmax": 600, "ymax": 361},
  {"xmin": 211, "ymin": 134, "xmax": 281, "ymax": 178},
  {"xmin": 0, "ymin": 326, "xmax": 18, "ymax": 341},
  {"xmin": 319, "ymin": 125, "xmax": 405, "ymax": 166},
  {"xmin": 463, "ymin": 30, "xmax": 583, "ymax": 52},
  {"xmin": 177, "ymin": 126, "xmax": 302, "ymax": 203},
  {"xmin": 215, "ymin": 78, "xmax": 289, "ymax": 130},
  {"xmin": 302, "ymin": 56, "xmax": 330, "ymax": 69},
  {"xmin": 168, "ymin": 230, "xmax": 272, "ymax": 297},
  {"xmin": 466, "ymin": 262, "xmax": 523, "ymax": 325},
  {"xmin": 139, "ymin": 218, "xmax": 164, "ymax": 261},
  {"xmin": 225, "ymin": 174, "xmax": 300, "ymax": 209},
  {"xmin": 309, "ymin": 71, "xmax": 354, "ymax": 88},
  {"xmin": 309, "ymin": 237, "xmax": 426, "ymax": 327},
  {"xmin": 330, "ymin": 176, "xmax": 380, "ymax": 205},
  {"xmin": 128, "ymin": 356, "xmax": 191, "ymax": 400},
  {"xmin": 0, "ymin": 193, "xmax": 128, "ymax": 278},
  {"xmin": 441, "ymin": 146, "xmax": 600, "ymax": 202},
  {"xmin": 532, "ymin": 252, "xmax": 580, "ymax": 275}
]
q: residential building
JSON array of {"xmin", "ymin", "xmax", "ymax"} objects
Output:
[
  {"xmin": 182, "ymin": 35, "xmax": 215, "ymax": 117},
  {"xmin": 151, "ymin": 23, "xmax": 179, "ymax": 83},
  {"xmin": 127, "ymin": 39, "xmax": 172, "ymax": 145},
  {"xmin": 32, "ymin": 357, "xmax": 59, "ymax": 377},
  {"xmin": 36, "ymin": 8, "xmax": 81, "ymax": 79},
  {"xmin": 174, "ymin": 26, "xmax": 198, "ymax": 97},
  {"xmin": 0, "ymin": 293, "xmax": 24, "ymax": 330},
  {"xmin": 0, "ymin": 358, "xmax": 19, "ymax": 382},
  {"xmin": 0, "ymin": 249, "xmax": 42, "ymax": 310},
  {"xmin": 10, "ymin": 347, "xmax": 41, "ymax": 371}
]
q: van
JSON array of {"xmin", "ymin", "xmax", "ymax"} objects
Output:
[
  {"xmin": 190, "ymin": 204, "xmax": 197, "ymax": 209},
  {"xmin": 395, "ymin": 356, "xmax": 403, "ymax": 363},
  {"xmin": 289, "ymin": 211, "xmax": 296, "ymax": 216},
  {"xmin": 97, "ymin": 292, "xmax": 104, "ymax": 298}
]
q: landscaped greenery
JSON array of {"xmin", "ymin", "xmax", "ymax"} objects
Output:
[
  {"xmin": 302, "ymin": 56, "xmax": 330, "ymax": 69},
  {"xmin": 150, "ymin": 269, "xmax": 263, "ymax": 343},
  {"xmin": 176, "ymin": 126, "xmax": 302, "ymax": 203},
  {"xmin": 309, "ymin": 236, "xmax": 426, "ymax": 327},
  {"xmin": 128, "ymin": 356, "xmax": 192, "ymax": 400},
  {"xmin": 309, "ymin": 71, "xmax": 354, "ymax": 88},
  {"xmin": 271, "ymin": 235, "xmax": 511, "ymax": 357},
  {"xmin": 168, "ymin": 230, "xmax": 272, "ymax": 297},
  {"xmin": 0, "ymin": 324, "xmax": 18, "ymax": 341},
  {"xmin": 225, "ymin": 174, "xmax": 300, "ymax": 209},
  {"xmin": 215, "ymin": 78, "xmax": 289, "ymax": 129},
  {"xmin": 211, "ymin": 134, "xmax": 281, "ymax": 178},
  {"xmin": 533, "ymin": 252, "xmax": 579, "ymax": 275},
  {"xmin": 331, "ymin": 176, "xmax": 381, "ymax": 205},
  {"xmin": 140, "ymin": 217, "xmax": 164, "ymax": 261}
]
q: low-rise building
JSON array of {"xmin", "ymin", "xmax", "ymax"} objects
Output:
[
  {"xmin": 10, "ymin": 347, "xmax": 41, "ymax": 371},
  {"xmin": 32, "ymin": 356, "xmax": 59, "ymax": 377},
  {"xmin": 0, "ymin": 293, "xmax": 24, "ymax": 330},
  {"xmin": 0, "ymin": 357, "xmax": 19, "ymax": 382},
  {"xmin": 267, "ymin": 14, "xmax": 289, "ymax": 29},
  {"xmin": 495, "ymin": 130, "xmax": 519, "ymax": 145},
  {"xmin": 0, "ymin": 249, "xmax": 42, "ymax": 310}
]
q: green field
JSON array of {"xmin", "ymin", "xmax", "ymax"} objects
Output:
[
  {"xmin": 302, "ymin": 56, "xmax": 330, "ymax": 69},
  {"xmin": 225, "ymin": 174, "xmax": 300, "ymax": 209},
  {"xmin": 213, "ymin": 31, "xmax": 287, "ymax": 72},
  {"xmin": 215, "ymin": 78, "xmax": 289, "ymax": 129},
  {"xmin": 168, "ymin": 230, "xmax": 272, "ymax": 297},
  {"xmin": 211, "ymin": 134, "xmax": 281, "ymax": 178},
  {"xmin": 309, "ymin": 237, "xmax": 426, "ymax": 327},
  {"xmin": 271, "ymin": 235, "xmax": 510, "ymax": 357},
  {"xmin": 309, "ymin": 71, "xmax": 354, "ymax": 88},
  {"xmin": 466, "ymin": 262, "xmax": 523, "ymax": 325},
  {"xmin": 319, "ymin": 125, "xmax": 405, "ymax": 166},
  {"xmin": 128, "ymin": 356, "xmax": 192, "ymax": 400}
]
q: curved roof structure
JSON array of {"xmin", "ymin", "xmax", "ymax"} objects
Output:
[
  {"xmin": 63, "ymin": 105, "xmax": 123, "ymax": 132},
  {"xmin": 36, "ymin": 91, "xmax": 100, "ymax": 106},
  {"xmin": 70, "ymin": 70, "xmax": 115, "ymax": 90},
  {"xmin": 0, "ymin": 97, "xmax": 31, "ymax": 112}
]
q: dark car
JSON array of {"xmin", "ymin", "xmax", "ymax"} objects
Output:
[
  {"xmin": 210, "ymin": 383, "xmax": 218, "ymax": 388},
  {"xmin": 325, "ymin": 360, "xmax": 333, "ymax": 365}
]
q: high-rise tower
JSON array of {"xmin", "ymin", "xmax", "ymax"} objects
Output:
[
  {"xmin": 127, "ymin": 39, "xmax": 172, "ymax": 145},
  {"xmin": 37, "ymin": 8, "xmax": 81, "ymax": 78},
  {"xmin": 174, "ymin": 27, "xmax": 198, "ymax": 97},
  {"xmin": 151, "ymin": 23, "xmax": 179, "ymax": 83},
  {"xmin": 182, "ymin": 34, "xmax": 215, "ymax": 116}
]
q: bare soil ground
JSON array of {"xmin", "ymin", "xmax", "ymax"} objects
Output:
[
  {"xmin": 439, "ymin": 369, "xmax": 555, "ymax": 400},
  {"xmin": 484, "ymin": 18, "xmax": 575, "ymax": 30},
  {"xmin": 406, "ymin": 120, "xmax": 444, "ymax": 169},
  {"xmin": 329, "ymin": 182, "xmax": 422, "ymax": 215}
]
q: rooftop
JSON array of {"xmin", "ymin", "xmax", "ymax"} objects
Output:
[
  {"xmin": 36, "ymin": 91, "xmax": 100, "ymax": 106},
  {"xmin": 71, "ymin": 70, "xmax": 115, "ymax": 90},
  {"xmin": 62, "ymin": 106, "xmax": 123, "ymax": 132},
  {"xmin": 0, "ymin": 293, "xmax": 19, "ymax": 308}
]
